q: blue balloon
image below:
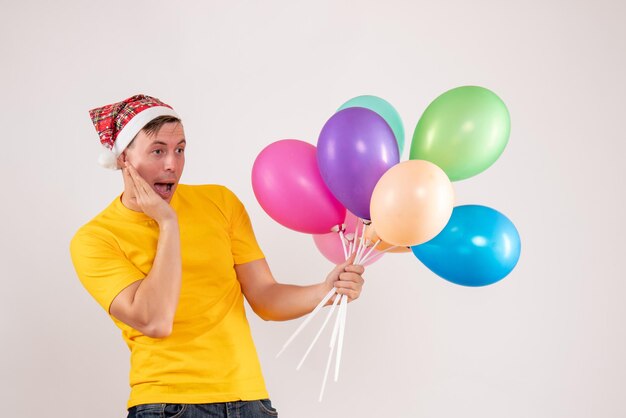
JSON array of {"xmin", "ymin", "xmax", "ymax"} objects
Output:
[{"xmin": 411, "ymin": 205, "xmax": 521, "ymax": 287}]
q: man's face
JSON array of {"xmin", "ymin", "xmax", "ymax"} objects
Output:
[{"xmin": 121, "ymin": 122, "xmax": 186, "ymax": 202}]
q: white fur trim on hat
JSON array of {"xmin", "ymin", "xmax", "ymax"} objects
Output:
[{"xmin": 98, "ymin": 106, "xmax": 180, "ymax": 169}]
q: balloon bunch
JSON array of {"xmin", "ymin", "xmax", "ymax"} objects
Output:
[
  {"xmin": 251, "ymin": 88, "xmax": 521, "ymax": 400},
  {"xmin": 252, "ymin": 96, "xmax": 402, "ymax": 400}
]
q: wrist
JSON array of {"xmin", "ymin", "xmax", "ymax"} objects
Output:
[
  {"xmin": 315, "ymin": 282, "xmax": 335, "ymax": 307},
  {"xmin": 157, "ymin": 216, "xmax": 179, "ymax": 230}
]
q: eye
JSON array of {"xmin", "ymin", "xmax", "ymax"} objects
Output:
[
  {"xmin": 152, "ymin": 149, "xmax": 163, "ymax": 155},
  {"xmin": 176, "ymin": 147, "xmax": 185, "ymax": 154}
]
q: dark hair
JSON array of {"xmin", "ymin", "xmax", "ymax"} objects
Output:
[
  {"xmin": 141, "ymin": 115, "xmax": 182, "ymax": 136},
  {"xmin": 128, "ymin": 115, "xmax": 182, "ymax": 148}
]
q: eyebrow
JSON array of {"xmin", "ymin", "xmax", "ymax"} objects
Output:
[{"xmin": 151, "ymin": 139, "xmax": 186, "ymax": 146}]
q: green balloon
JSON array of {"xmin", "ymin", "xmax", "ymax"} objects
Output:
[
  {"xmin": 410, "ymin": 86, "xmax": 510, "ymax": 181},
  {"xmin": 338, "ymin": 95, "xmax": 405, "ymax": 154}
]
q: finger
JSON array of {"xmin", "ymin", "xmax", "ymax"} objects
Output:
[
  {"xmin": 122, "ymin": 162, "xmax": 131, "ymax": 181},
  {"xmin": 126, "ymin": 164, "xmax": 147, "ymax": 191},
  {"xmin": 329, "ymin": 253, "xmax": 356, "ymax": 279},
  {"xmin": 338, "ymin": 272, "xmax": 364, "ymax": 284},
  {"xmin": 127, "ymin": 164, "xmax": 152, "ymax": 196},
  {"xmin": 122, "ymin": 165, "xmax": 140, "ymax": 198},
  {"xmin": 335, "ymin": 252, "xmax": 356, "ymax": 272},
  {"xmin": 334, "ymin": 287, "xmax": 360, "ymax": 302},
  {"xmin": 122, "ymin": 163, "xmax": 135, "ymax": 187},
  {"xmin": 334, "ymin": 283, "xmax": 362, "ymax": 294},
  {"xmin": 125, "ymin": 168, "xmax": 152, "ymax": 209},
  {"xmin": 334, "ymin": 279, "xmax": 363, "ymax": 298},
  {"xmin": 344, "ymin": 264, "xmax": 365, "ymax": 275}
]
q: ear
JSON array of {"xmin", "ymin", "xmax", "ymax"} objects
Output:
[{"xmin": 117, "ymin": 152, "xmax": 127, "ymax": 169}]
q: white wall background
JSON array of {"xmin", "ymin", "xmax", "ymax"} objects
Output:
[{"xmin": 1, "ymin": 1, "xmax": 624, "ymax": 417}]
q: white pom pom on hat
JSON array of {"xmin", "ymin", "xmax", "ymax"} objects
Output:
[
  {"xmin": 88, "ymin": 94, "xmax": 179, "ymax": 170},
  {"xmin": 98, "ymin": 148, "xmax": 120, "ymax": 170}
]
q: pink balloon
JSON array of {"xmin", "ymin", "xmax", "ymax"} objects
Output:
[
  {"xmin": 341, "ymin": 209, "xmax": 360, "ymax": 234},
  {"xmin": 252, "ymin": 139, "xmax": 346, "ymax": 234},
  {"xmin": 313, "ymin": 211, "xmax": 384, "ymax": 266}
]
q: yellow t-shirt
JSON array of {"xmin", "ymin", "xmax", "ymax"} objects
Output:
[{"xmin": 70, "ymin": 184, "xmax": 269, "ymax": 408}]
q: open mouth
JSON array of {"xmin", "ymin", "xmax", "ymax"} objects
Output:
[{"xmin": 153, "ymin": 182, "xmax": 175, "ymax": 197}]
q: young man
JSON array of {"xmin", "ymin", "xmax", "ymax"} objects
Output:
[{"xmin": 70, "ymin": 95, "xmax": 365, "ymax": 418}]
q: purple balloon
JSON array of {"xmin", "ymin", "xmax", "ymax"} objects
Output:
[{"xmin": 317, "ymin": 107, "xmax": 400, "ymax": 220}]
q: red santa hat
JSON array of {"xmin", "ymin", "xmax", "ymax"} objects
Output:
[{"xmin": 89, "ymin": 94, "xmax": 179, "ymax": 169}]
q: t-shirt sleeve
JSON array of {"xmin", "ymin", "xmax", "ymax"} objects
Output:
[
  {"xmin": 224, "ymin": 188, "xmax": 265, "ymax": 265},
  {"xmin": 70, "ymin": 228, "xmax": 146, "ymax": 313}
]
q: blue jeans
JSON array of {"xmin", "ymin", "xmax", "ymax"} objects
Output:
[{"xmin": 127, "ymin": 400, "xmax": 278, "ymax": 418}]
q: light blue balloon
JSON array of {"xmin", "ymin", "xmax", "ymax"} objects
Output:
[
  {"xmin": 411, "ymin": 205, "xmax": 521, "ymax": 287},
  {"xmin": 338, "ymin": 95, "xmax": 405, "ymax": 155}
]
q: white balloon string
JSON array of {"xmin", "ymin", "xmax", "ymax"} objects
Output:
[
  {"xmin": 334, "ymin": 294, "xmax": 349, "ymax": 382},
  {"xmin": 354, "ymin": 222, "xmax": 365, "ymax": 264},
  {"xmin": 359, "ymin": 239, "xmax": 381, "ymax": 265},
  {"xmin": 320, "ymin": 297, "xmax": 343, "ymax": 402},
  {"xmin": 297, "ymin": 291, "xmax": 341, "ymax": 370},
  {"xmin": 276, "ymin": 287, "xmax": 337, "ymax": 358},
  {"xmin": 338, "ymin": 229, "xmax": 348, "ymax": 260}
]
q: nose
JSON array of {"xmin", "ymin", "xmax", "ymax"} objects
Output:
[{"xmin": 163, "ymin": 152, "xmax": 177, "ymax": 172}]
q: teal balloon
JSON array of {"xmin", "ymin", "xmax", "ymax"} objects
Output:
[
  {"xmin": 338, "ymin": 95, "xmax": 405, "ymax": 155},
  {"xmin": 411, "ymin": 205, "xmax": 521, "ymax": 287}
]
